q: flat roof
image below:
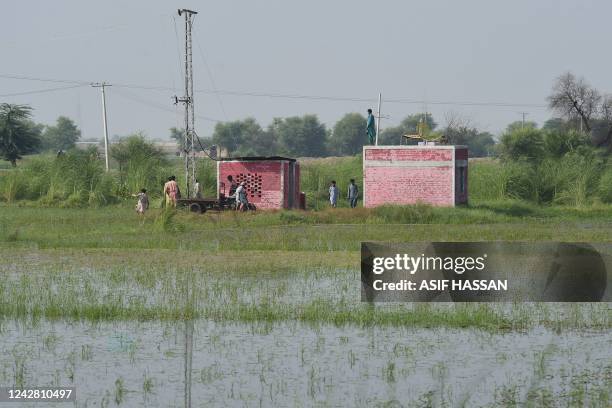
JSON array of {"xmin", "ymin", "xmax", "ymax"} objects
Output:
[
  {"xmin": 219, "ymin": 156, "xmax": 296, "ymax": 162},
  {"xmin": 363, "ymin": 145, "xmax": 468, "ymax": 149}
]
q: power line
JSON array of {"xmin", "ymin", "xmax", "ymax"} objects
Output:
[
  {"xmin": 113, "ymin": 87, "xmax": 223, "ymax": 122},
  {"xmin": 0, "ymin": 84, "xmax": 83, "ymax": 98},
  {"xmin": 194, "ymin": 36, "xmax": 227, "ymax": 120},
  {"xmin": 0, "ymin": 74, "xmax": 88, "ymax": 86},
  {"xmin": 2, "ymin": 13, "xmax": 173, "ymax": 48},
  {"xmin": 0, "ymin": 73, "xmax": 549, "ymax": 109}
]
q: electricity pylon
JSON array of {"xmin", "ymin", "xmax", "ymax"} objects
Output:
[{"xmin": 175, "ymin": 8, "xmax": 198, "ymax": 198}]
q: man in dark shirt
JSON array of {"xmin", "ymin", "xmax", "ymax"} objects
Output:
[{"xmin": 347, "ymin": 179, "xmax": 359, "ymax": 208}]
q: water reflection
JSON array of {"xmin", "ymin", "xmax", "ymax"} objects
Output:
[
  {"xmin": 0, "ymin": 319, "xmax": 608, "ymax": 406},
  {"xmin": 184, "ymin": 320, "xmax": 193, "ymax": 408}
]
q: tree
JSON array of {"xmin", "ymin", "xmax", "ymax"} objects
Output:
[
  {"xmin": 169, "ymin": 127, "xmax": 185, "ymax": 151},
  {"xmin": 548, "ymin": 72, "xmax": 612, "ymax": 148},
  {"xmin": 440, "ymin": 113, "xmax": 495, "ymax": 157},
  {"xmin": 543, "ymin": 129, "xmax": 589, "ymax": 158},
  {"xmin": 328, "ymin": 113, "xmax": 366, "ymax": 156},
  {"xmin": 444, "ymin": 127, "xmax": 495, "ymax": 157},
  {"xmin": 234, "ymin": 118, "xmax": 276, "ymax": 156},
  {"xmin": 548, "ymin": 72, "xmax": 601, "ymax": 133},
  {"xmin": 592, "ymin": 95, "xmax": 612, "ymax": 147},
  {"xmin": 274, "ymin": 115, "xmax": 327, "ymax": 157},
  {"xmin": 500, "ymin": 128, "xmax": 545, "ymax": 162},
  {"xmin": 505, "ymin": 120, "xmax": 537, "ymax": 133},
  {"xmin": 110, "ymin": 132, "xmax": 167, "ymax": 171},
  {"xmin": 400, "ymin": 113, "xmax": 437, "ymax": 134},
  {"xmin": 377, "ymin": 127, "xmax": 404, "ymax": 145},
  {"xmin": 41, "ymin": 116, "xmax": 81, "ymax": 151},
  {"xmin": 110, "ymin": 133, "xmax": 169, "ymax": 194},
  {"xmin": 378, "ymin": 113, "xmax": 437, "ymax": 145},
  {"xmin": 542, "ymin": 117, "xmax": 570, "ymax": 133},
  {"xmin": 0, "ymin": 104, "xmax": 41, "ymax": 166},
  {"xmin": 212, "ymin": 118, "xmax": 276, "ymax": 156}
]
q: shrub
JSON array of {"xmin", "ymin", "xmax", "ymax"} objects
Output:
[
  {"xmin": 469, "ymin": 160, "xmax": 506, "ymax": 201},
  {"xmin": 548, "ymin": 153, "xmax": 601, "ymax": 206},
  {"xmin": 372, "ymin": 204, "xmax": 434, "ymax": 224},
  {"xmin": 279, "ymin": 211, "xmax": 309, "ymax": 224},
  {"xmin": 598, "ymin": 166, "xmax": 612, "ymax": 203},
  {"xmin": 111, "ymin": 134, "xmax": 170, "ymax": 197},
  {"xmin": 0, "ymin": 171, "xmax": 29, "ymax": 202},
  {"xmin": 499, "ymin": 128, "xmax": 545, "ymax": 162},
  {"xmin": 0, "ymin": 149, "xmax": 118, "ymax": 207},
  {"xmin": 500, "ymin": 161, "xmax": 538, "ymax": 202},
  {"xmin": 154, "ymin": 209, "xmax": 185, "ymax": 233},
  {"xmin": 543, "ymin": 129, "xmax": 589, "ymax": 157}
]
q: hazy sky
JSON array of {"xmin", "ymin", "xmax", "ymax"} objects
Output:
[{"xmin": 1, "ymin": 0, "xmax": 611, "ymax": 140}]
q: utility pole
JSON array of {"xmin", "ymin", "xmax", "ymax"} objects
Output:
[
  {"xmin": 91, "ymin": 82, "xmax": 111, "ymax": 172},
  {"xmin": 520, "ymin": 112, "xmax": 529, "ymax": 129},
  {"xmin": 375, "ymin": 92, "xmax": 381, "ymax": 145},
  {"xmin": 175, "ymin": 8, "xmax": 198, "ymax": 198}
]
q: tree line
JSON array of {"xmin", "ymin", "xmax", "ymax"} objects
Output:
[
  {"xmin": 180, "ymin": 112, "xmax": 497, "ymax": 159},
  {"xmin": 2, "ymin": 72, "xmax": 612, "ymax": 166},
  {"xmin": 0, "ymin": 104, "xmax": 80, "ymax": 166}
]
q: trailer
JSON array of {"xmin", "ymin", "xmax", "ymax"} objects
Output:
[{"xmin": 177, "ymin": 195, "xmax": 256, "ymax": 213}]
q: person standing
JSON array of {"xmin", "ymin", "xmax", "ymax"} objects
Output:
[
  {"xmin": 194, "ymin": 179, "xmax": 202, "ymax": 199},
  {"xmin": 235, "ymin": 181, "xmax": 249, "ymax": 211},
  {"xmin": 347, "ymin": 179, "xmax": 359, "ymax": 208},
  {"xmin": 164, "ymin": 176, "xmax": 180, "ymax": 208},
  {"xmin": 366, "ymin": 108, "xmax": 377, "ymax": 145},
  {"xmin": 329, "ymin": 180, "xmax": 339, "ymax": 208},
  {"xmin": 227, "ymin": 175, "xmax": 238, "ymax": 197},
  {"xmin": 133, "ymin": 188, "xmax": 149, "ymax": 215}
]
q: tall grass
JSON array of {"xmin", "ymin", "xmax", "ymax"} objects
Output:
[
  {"xmin": 0, "ymin": 149, "xmax": 116, "ymax": 207},
  {"xmin": 1, "ymin": 151, "xmax": 611, "ymax": 208},
  {"xmin": 110, "ymin": 135, "xmax": 171, "ymax": 197},
  {"xmin": 300, "ymin": 155, "xmax": 363, "ymax": 209}
]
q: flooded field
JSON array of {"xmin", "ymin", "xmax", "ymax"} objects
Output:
[
  {"xmin": 0, "ymin": 209, "xmax": 611, "ymax": 407},
  {"xmin": 0, "ymin": 320, "xmax": 609, "ymax": 407},
  {"xmin": 0, "ymin": 248, "xmax": 610, "ymax": 407}
]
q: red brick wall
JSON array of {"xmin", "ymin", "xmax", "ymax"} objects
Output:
[
  {"xmin": 219, "ymin": 161, "xmax": 283, "ymax": 209},
  {"xmin": 365, "ymin": 148, "xmax": 454, "ymax": 162},
  {"xmin": 282, "ymin": 161, "xmax": 289, "ymax": 208},
  {"xmin": 364, "ymin": 147, "xmax": 457, "ymax": 207}
]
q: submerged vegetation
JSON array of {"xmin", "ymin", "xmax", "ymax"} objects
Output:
[
  {"xmin": 0, "ymin": 247, "xmax": 609, "ymax": 332},
  {"xmin": 0, "ymin": 207, "xmax": 610, "ymax": 330}
]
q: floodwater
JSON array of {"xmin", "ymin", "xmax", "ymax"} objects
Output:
[{"xmin": 0, "ymin": 319, "xmax": 609, "ymax": 407}]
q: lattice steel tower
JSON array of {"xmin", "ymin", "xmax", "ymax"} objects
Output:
[{"xmin": 175, "ymin": 8, "xmax": 198, "ymax": 198}]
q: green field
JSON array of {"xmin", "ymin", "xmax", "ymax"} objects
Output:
[
  {"xmin": 1, "ymin": 205, "xmax": 610, "ymax": 328},
  {"xmin": 1, "ymin": 156, "xmax": 611, "ymax": 406}
]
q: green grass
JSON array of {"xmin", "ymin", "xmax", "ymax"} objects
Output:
[
  {"xmin": 4, "ymin": 153, "xmax": 612, "ymax": 208},
  {"xmin": 2, "ymin": 204, "xmax": 612, "ymax": 251},
  {"xmin": 0, "ymin": 247, "xmax": 608, "ymax": 330},
  {"xmin": 1, "ymin": 173, "xmax": 612, "ymax": 329},
  {"xmin": 0, "ymin": 203, "xmax": 610, "ymax": 330}
]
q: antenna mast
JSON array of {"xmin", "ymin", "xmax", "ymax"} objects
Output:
[{"xmin": 175, "ymin": 8, "xmax": 198, "ymax": 198}]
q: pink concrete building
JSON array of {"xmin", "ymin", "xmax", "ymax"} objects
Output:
[
  {"xmin": 217, "ymin": 157, "xmax": 301, "ymax": 209},
  {"xmin": 363, "ymin": 145, "xmax": 468, "ymax": 207}
]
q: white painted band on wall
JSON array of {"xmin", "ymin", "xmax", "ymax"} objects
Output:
[{"xmin": 364, "ymin": 160, "xmax": 453, "ymax": 168}]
